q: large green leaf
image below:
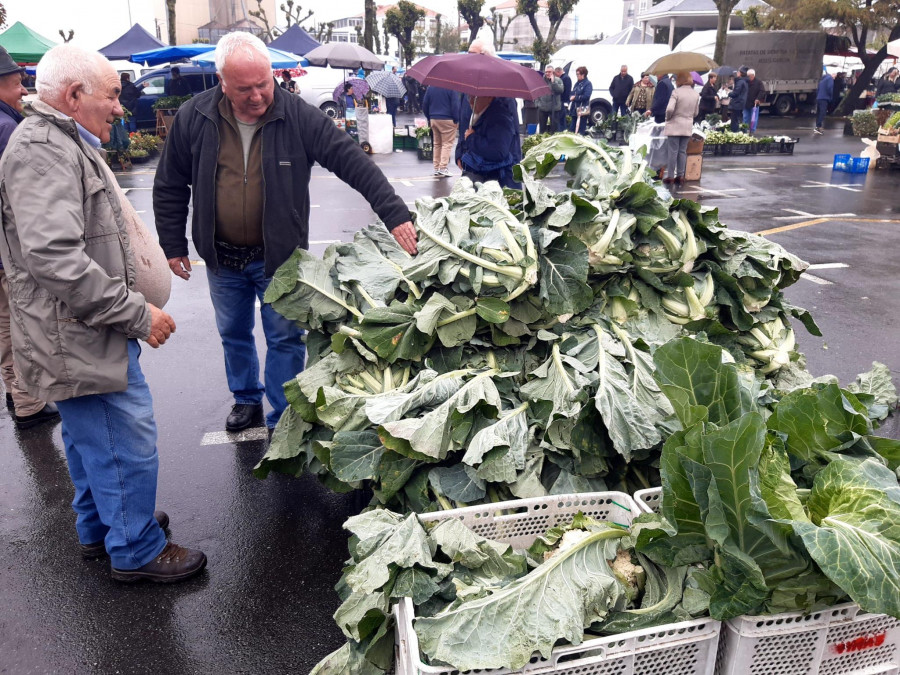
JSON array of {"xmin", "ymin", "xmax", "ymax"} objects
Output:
[
  {"xmin": 334, "ymin": 225, "xmax": 419, "ymax": 303},
  {"xmin": 786, "ymin": 458, "xmax": 900, "ymax": 618},
  {"xmin": 538, "ymin": 233, "xmax": 593, "ymax": 317},
  {"xmin": 359, "ymin": 301, "xmax": 432, "ymax": 363},
  {"xmin": 414, "ymin": 527, "xmax": 627, "ymax": 670},
  {"xmin": 330, "ymin": 431, "xmax": 385, "ymax": 482}
]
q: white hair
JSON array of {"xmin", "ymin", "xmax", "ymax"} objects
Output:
[
  {"xmin": 468, "ymin": 39, "xmax": 495, "ymax": 56},
  {"xmin": 748, "ymin": 68, "xmax": 756, "ymax": 76},
  {"xmin": 215, "ymin": 32, "xmax": 272, "ymax": 78},
  {"xmin": 36, "ymin": 45, "xmax": 109, "ymax": 102}
]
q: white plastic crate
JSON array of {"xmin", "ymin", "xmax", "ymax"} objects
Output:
[
  {"xmin": 393, "ymin": 492, "xmax": 721, "ymax": 675},
  {"xmin": 632, "ymin": 487, "xmax": 900, "ymax": 675},
  {"xmin": 717, "ymin": 605, "xmax": 900, "ymax": 675}
]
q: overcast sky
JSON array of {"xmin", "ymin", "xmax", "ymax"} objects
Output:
[{"xmin": 0, "ymin": 0, "xmax": 612, "ymax": 51}]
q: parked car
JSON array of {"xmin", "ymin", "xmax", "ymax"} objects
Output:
[
  {"xmin": 131, "ymin": 65, "xmax": 219, "ymax": 129},
  {"xmin": 295, "ymin": 65, "xmax": 351, "ymax": 119}
]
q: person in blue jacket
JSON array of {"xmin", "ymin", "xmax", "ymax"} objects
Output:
[
  {"xmin": 814, "ymin": 71, "xmax": 834, "ymax": 135},
  {"xmin": 647, "ymin": 72, "xmax": 674, "ymax": 124},
  {"xmin": 728, "ymin": 68, "xmax": 749, "ymax": 131},
  {"xmin": 456, "ymin": 94, "xmax": 521, "ymax": 189},
  {"xmin": 422, "ymin": 85, "xmax": 460, "ymax": 177},
  {"xmin": 569, "ymin": 66, "xmax": 593, "ymax": 134}
]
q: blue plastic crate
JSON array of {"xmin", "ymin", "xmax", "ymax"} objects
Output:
[
  {"xmin": 848, "ymin": 157, "xmax": 870, "ymax": 173},
  {"xmin": 832, "ymin": 153, "xmax": 851, "ymax": 171}
]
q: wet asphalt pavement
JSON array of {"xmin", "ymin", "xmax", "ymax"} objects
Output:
[{"xmin": 1, "ymin": 113, "xmax": 899, "ymax": 674}]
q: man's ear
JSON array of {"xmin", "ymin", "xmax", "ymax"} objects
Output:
[{"xmin": 64, "ymin": 81, "xmax": 83, "ymax": 111}]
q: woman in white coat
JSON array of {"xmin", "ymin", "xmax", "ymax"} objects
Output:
[{"xmin": 663, "ymin": 72, "xmax": 700, "ymax": 185}]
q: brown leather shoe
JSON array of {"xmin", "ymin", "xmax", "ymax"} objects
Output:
[
  {"xmin": 111, "ymin": 542, "xmax": 207, "ymax": 583},
  {"xmin": 81, "ymin": 510, "xmax": 171, "ymax": 559}
]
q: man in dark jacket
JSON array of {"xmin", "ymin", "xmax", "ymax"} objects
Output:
[
  {"xmin": 609, "ymin": 65, "xmax": 634, "ymax": 117},
  {"xmin": 743, "ymin": 68, "xmax": 765, "ymax": 130},
  {"xmin": 648, "ymin": 73, "xmax": 674, "ymax": 124},
  {"xmin": 422, "ymin": 85, "xmax": 460, "ymax": 177},
  {"xmin": 729, "ymin": 69, "xmax": 749, "ymax": 131},
  {"xmin": 814, "ymin": 71, "xmax": 834, "ymax": 134},
  {"xmin": 0, "ymin": 45, "xmax": 60, "ymax": 431},
  {"xmin": 119, "ymin": 72, "xmax": 143, "ymax": 132},
  {"xmin": 166, "ymin": 66, "xmax": 192, "ymax": 97},
  {"xmin": 555, "ymin": 66, "xmax": 572, "ymax": 133},
  {"xmin": 153, "ymin": 33, "xmax": 416, "ymax": 433}
]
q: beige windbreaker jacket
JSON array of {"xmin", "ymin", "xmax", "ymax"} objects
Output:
[{"xmin": 0, "ymin": 101, "xmax": 151, "ymax": 401}]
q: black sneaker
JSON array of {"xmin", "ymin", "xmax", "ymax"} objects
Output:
[
  {"xmin": 14, "ymin": 403, "xmax": 61, "ymax": 430},
  {"xmin": 225, "ymin": 403, "xmax": 263, "ymax": 432},
  {"xmin": 81, "ymin": 511, "xmax": 171, "ymax": 559}
]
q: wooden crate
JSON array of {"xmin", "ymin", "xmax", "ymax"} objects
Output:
[{"xmin": 685, "ymin": 155, "xmax": 703, "ymax": 181}]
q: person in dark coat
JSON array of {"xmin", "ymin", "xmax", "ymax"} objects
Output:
[
  {"xmin": 648, "ymin": 73, "xmax": 674, "ymax": 124},
  {"xmin": 743, "ymin": 68, "xmax": 765, "ymax": 129},
  {"xmin": 119, "ymin": 72, "xmax": 143, "ymax": 132},
  {"xmin": 729, "ymin": 69, "xmax": 749, "ymax": 131},
  {"xmin": 698, "ymin": 72, "xmax": 718, "ymax": 122},
  {"xmin": 814, "ymin": 71, "xmax": 833, "ymax": 134},
  {"xmin": 609, "ymin": 65, "xmax": 634, "ymax": 117},
  {"xmin": 166, "ymin": 66, "xmax": 192, "ymax": 96},
  {"xmin": 455, "ymin": 95, "xmax": 521, "ymax": 189},
  {"xmin": 831, "ymin": 72, "xmax": 847, "ymax": 112},
  {"xmin": 555, "ymin": 66, "xmax": 572, "ymax": 133},
  {"xmin": 569, "ymin": 66, "xmax": 593, "ymax": 134},
  {"xmin": 876, "ymin": 68, "xmax": 899, "ymax": 97},
  {"xmin": 153, "ymin": 33, "xmax": 415, "ymax": 433}
]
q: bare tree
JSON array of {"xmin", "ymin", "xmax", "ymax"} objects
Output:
[
  {"xmin": 282, "ymin": 0, "xmax": 314, "ymax": 27},
  {"xmin": 486, "ymin": 5, "xmax": 520, "ymax": 51},
  {"xmin": 166, "ymin": 0, "xmax": 177, "ymax": 45},
  {"xmin": 0, "ymin": 3, "xmax": 7, "ymax": 30},
  {"xmin": 516, "ymin": 0, "xmax": 580, "ymax": 68},
  {"xmin": 364, "ymin": 0, "xmax": 377, "ymax": 52},
  {"xmin": 58, "ymin": 29, "xmax": 75, "ymax": 43},
  {"xmin": 711, "ymin": 0, "xmax": 742, "ymax": 64},
  {"xmin": 458, "ymin": 0, "xmax": 486, "ymax": 43},
  {"xmin": 249, "ymin": 0, "xmax": 275, "ymax": 42}
]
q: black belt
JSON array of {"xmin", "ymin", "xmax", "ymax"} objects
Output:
[{"xmin": 215, "ymin": 240, "xmax": 264, "ymax": 271}]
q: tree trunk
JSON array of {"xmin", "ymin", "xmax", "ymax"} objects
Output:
[
  {"xmin": 166, "ymin": 0, "xmax": 177, "ymax": 46},
  {"xmin": 713, "ymin": 4, "xmax": 730, "ymax": 65},
  {"xmin": 364, "ymin": 0, "xmax": 376, "ymax": 52}
]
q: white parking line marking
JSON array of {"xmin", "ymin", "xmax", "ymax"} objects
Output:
[
  {"xmin": 201, "ymin": 427, "xmax": 268, "ymax": 445},
  {"xmin": 800, "ymin": 274, "xmax": 833, "ymax": 285},
  {"xmin": 721, "ymin": 167, "xmax": 777, "ymax": 174},
  {"xmin": 309, "ymin": 239, "xmax": 343, "ymax": 245},
  {"xmin": 800, "ymin": 181, "xmax": 863, "ymax": 193},
  {"xmin": 773, "ymin": 209, "xmax": 856, "ymax": 220},
  {"xmin": 807, "ymin": 263, "xmax": 849, "ymax": 270}
]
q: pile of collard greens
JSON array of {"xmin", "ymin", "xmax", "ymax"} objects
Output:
[
  {"xmin": 256, "ymin": 134, "xmax": 847, "ymax": 511},
  {"xmin": 310, "ymin": 337, "xmax": 900, "ymax": 674}
]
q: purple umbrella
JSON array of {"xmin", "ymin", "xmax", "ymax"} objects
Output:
[
  {"xmin": 332, "ymin": 78, "xmax": 370, "ymax": 103},
  {"xmin": 691, "ymin": 71, "xmax": 704, "ymax": 86},
  {"xmin": 405, "ymin": 52, "xmax": 551, "ymax": 100}
]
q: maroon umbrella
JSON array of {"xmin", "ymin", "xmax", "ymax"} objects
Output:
[{"xmin": 405, "ymin": 52, "xmax": 551, "ymax": 100}]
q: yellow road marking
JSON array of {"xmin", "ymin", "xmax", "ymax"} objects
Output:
[{"xmin": 758, "ymin": 216, "xmax": 900, "ymax": 237}]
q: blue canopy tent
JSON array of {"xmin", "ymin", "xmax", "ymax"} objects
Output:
[
  {"xmin": 269, "ymin": 25, "xmax": 320, "ymax": 56},
  {"xmin": 130, "ymin": 44, "xmax": 215, "ymax": 66},
  {"xmin": 191, "ymin": 47, "xmax": 309, "ymax": 69},
  {"xmin": 99, "ymin": 24, "xmax": 165, "ymax": 61}
]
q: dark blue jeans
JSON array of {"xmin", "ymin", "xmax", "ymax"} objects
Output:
[
  {"xmin": 55, "ymin": 340, "xmax": 167, "ymax": 570},
  {"xmin": 207, "ymin": 260, "xmax": 306, "ymax": 428},
  {"xmin": 613, "ymin": 100, "xmax": 629, "ymax": 117},
  {"xmin": 816, "ymin": 100, "xmax": 828, "ymax": 129}
]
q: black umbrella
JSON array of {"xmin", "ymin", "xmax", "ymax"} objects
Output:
[{"xmin": 715, "ymin": 65, "xmax": 738, "ymax": 79}]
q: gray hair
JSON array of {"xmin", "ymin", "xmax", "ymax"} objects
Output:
[
  {"xmin": 36, "ymin": 45, "xmax": 109, "ymax": 102},
  {"xmin": 215, "ymin": 32, "xmax": 272, "ymax": 77},
  {"xmin": 748, "ymin": 68, "xmax": 756, "ymax": 76},
  {"xmin": 468, "ymin": 39, "xmax": 495, "ymax": 56}
]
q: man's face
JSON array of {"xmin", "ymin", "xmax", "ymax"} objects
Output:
[
  {"xmin": 0, "ymin": 71, "xmax": 27, "ymax": 112},
  {"xmin": 544, "ymin": 68, "xmax": 553, "ymax": 79},
  {"xmin": 554, "ymin": 68, "xmax": 563, "ymax": 79},
  {"xmin": 220, "ymin": 54, "xmax": 274, "ymax": 124},
  {"xmin": 73, "ymin": 64, "xmax": 123, "ymax": 143},
  {"xmin": 749, "ymin": 73, "xmax": 755, "ymax": 81},
  {"xmin": 620, "ymin": 67, "xmax": 628, "ymax": 77}
]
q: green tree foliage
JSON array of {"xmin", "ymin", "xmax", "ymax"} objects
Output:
[
  {"xmin": 458, "ymin": 0, "xmax": 486, "ymax": 43},
  {"xmin": 364, "ymin": 0, "xmax": 377, "ymax": 52},
  {"xmin": 385, "ymin": 1, "xmax": 426, "ymax": 66},
  {"xmin": 516, "ymin": 0, "xmax": 580, "ymax": 68}
]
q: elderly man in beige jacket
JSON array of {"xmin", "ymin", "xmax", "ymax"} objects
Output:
[{"xmin": 0, "ymin": 44, "xmax": 205, "ymax": 583}]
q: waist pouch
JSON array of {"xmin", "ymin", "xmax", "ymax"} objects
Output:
[{"xmin": 215, "ymin": 240, "xmax": 264, "ymax": 271}]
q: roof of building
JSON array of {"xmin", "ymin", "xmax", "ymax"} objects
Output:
[{"xmin": 639, "ymin": 0, "xmax": 766, "ymax": 20}]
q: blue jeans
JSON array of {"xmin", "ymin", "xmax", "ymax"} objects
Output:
[
  {"xmin": 55, "ymin": 340, "xmax": 167, "ymax": 570},
  {"xmin": 816, "ymin": 100, "xmax": 828, "ymax": 129},
  {"xmin": 207, "ymin": 260, "xmax": 306, "ymax": 428},
  {"xmin": 742, "ymin": 107, "xmax": 753, "ymax": 126},
  {"xmin": 613, "ymin": 100, "xmax": 628, "ymax": 117}
]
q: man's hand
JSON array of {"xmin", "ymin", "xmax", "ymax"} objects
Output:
[
  {"xmin": 457, "ymin": 159, "xmax": 463, "ymax": 170},
  {"xmin": 391, "ymin": 221, "xmax": 418, "ymax": 255},
  {"xmin": 464, "ymin": 128, "xmax": 474, "ymax": 139},
  {"xmin": 168, "ymin": 256, "xmax": 192, "ymax": 280},
  {"xmin": 146, "ymin": 304, "xmax": 176, "ymax": 348},
  {"xmin": 644, "ymin": 110, "xmax": 651, "ymax": 118}
]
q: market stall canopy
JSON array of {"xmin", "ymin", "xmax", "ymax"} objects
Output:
[
  {"xmin": 304, "ymin": 42, "xmax": 382, "ymax": 70},
  {"xmin": 98, "ymin": 24, "xmax": 165, "ymax": 61},
  {"xmin": 192, "ymin": 47, "xmax": 308, "ymax": 69},
  {"xmin": 598, "ymin": 25, "xmax": 654, "ymax": 45},
  {"xmin": 406, "ymin": 52, "xmax": 551, "ymax": 100},
  {"xmin": 269, "ymin": 25, "xmax": 321, "ymax": 56},
  {"xmin": 0, "ymin": 21, "xmax": 56, "ymax": 64},
  {"xmin": 130, "ymin": 44, "xmax": 215, "ymax": 66}
]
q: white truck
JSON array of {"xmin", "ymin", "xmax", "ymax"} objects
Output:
[
  {"xmin": 549, "ymin": 43, "xmax": 671, "ymax": 124},
  {"xmin": 674, "ymin": 30, "xmax": 827, "ymax": 115}
]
